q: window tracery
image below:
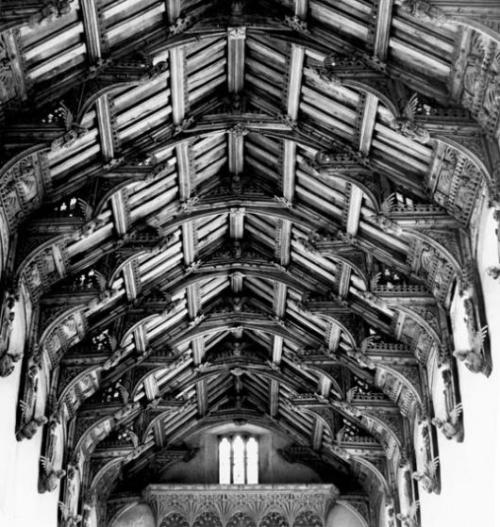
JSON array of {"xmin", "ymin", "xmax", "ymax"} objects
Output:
[{"xmin": 219, "ymin": 435, "xmax": 259, "ymax": 484}]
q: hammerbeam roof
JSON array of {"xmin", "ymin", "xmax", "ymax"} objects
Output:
[{"xmin": 2, "ymin": 0, "xmax": 499, "ymax": 524}]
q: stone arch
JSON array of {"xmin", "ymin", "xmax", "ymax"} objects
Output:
[
  {"xmin": 326, "ymin": 502, "xmax": 368, "ymax": 527},
  {"xmin": 110, "ymin": 502, "xmax": 156, "ymax": 527}
]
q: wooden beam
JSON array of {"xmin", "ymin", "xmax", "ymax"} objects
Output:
[
  {"xmin": 270, "ymin": 379, "xmax": 280, "ymax": 417},
  {"xmin": 373, "ymin": 0, "xmax": 394, "ymax": 62},
  {"xmin": 80, "ymin": 0, "xmax": 102, "ymax": 62},
  {"xmin": 295, "ymin": 0, "xmax": 309, "ymax": 18},
  {"xmin": 227, "ymin": 27, "xmax": 246, "ymax": 93},
  {"xmin": 312, "ymin": 419, "xmax": 323, "ymax": 450},
  {"xmin": 346, "ymin": 185, "xmax": 363, "ymax": 236},
  {"xmin": 269, "ymin": 43, "xmax": 305, "ymax": 414},
  {"xmin": 358, "ymin": 93, "xmax": 378, "ymax": 156},
  {"xmin": 110, "ymin": 190, "xmax": 129, "ymax": 236},
  {"xmin": 166, "ymin": 0, "xmax": 181, "ymax": 23}
]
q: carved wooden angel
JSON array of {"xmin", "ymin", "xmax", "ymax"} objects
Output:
[
  {"xmin": 453, "ymin": 325, "xmax": 487, "ymax": 373},
  {"xmin": 390, "ymin": 93, "xmax": 431, "ymax": 144},
  {"xmin": 412, "ymin": 457, "xmax": 439, "ymax": 493},
  {"xmin": 396, "ymin": 500, "xmax": 419, "ymax": 527},
  {"xmin": 432, "ymin": 403, "xmax": 463, "ymax": 441},
  {"xmin": 58, "ymin": 501, "xmax": 82, "ymax": 527},
  {"xmin": 40, "ymin": 455, "xmax": 66, "ymax": 492}
]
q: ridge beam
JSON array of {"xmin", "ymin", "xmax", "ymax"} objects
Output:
[
  {"xmin": 269, "ymin": 43, "xmax": 304, "ymax": 411},
  {"xmin": 295, "ymin": 0, "xmax": 309, "ymax": 18},
  {"xmin": 167, "ymin": 39, "xmax": 204, "ymax": 411},
  {"xmin": 228, "ymin": 27, "xmax": 246, "ymax": 94},
  {"xmin": 373, "ymin": 0, "xmax": 394, "ymax": 62}
]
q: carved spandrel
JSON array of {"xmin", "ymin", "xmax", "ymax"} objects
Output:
[
  {"xmin": 0, "ymin": 152, "xmax": 49, "ymax": 230},
  {"xmin": 452, "ymin": 29, "xmax": 500, "ymax": 137}
]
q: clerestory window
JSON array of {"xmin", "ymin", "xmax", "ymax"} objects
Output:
[{"xmin": 218, "ymin": 435, "xmax": 258, "ymax": 484}]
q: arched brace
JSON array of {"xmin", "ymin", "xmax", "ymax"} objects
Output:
[
  {"xmin": 350, "ymin": 456, "xmax": 392, "ymax": 497},
  {"xmin": 73, "ymin": 401, "xmax": 142, "ymax": 457},
  {"xmin": 407, "ymin": 229, "xmax": 461, "ymax": 274},
  {"xmin": 88, "ymin": 457, "xmax": 124, "ymax": 498},
  {"xmin": 350, "ymin": 456, "xmax": 395, "ymax": 526},
  {"xmin": 359, "ymin": 413, "xmax": 404, "ymax": 464},
  {"xmin": 108, "ymin": 252, "xmax": 150, "ymax": 287},
  {"xmin": 307, "ymin": 313, "xmax": 358, "ymax": 351},
  {"xmin": 56, "ymin": 366, "xmax": 102, "ymax": 419},
  {"xmin": 290, "ymin": 405, "xmax": 336, "ymax": 448},
  {"xmin": 107, "ymin": 501, "xmax": 143, "ymax": 527},
  {"xmin": 119, "ymin": 314, "xmax": 161, "ymax": 351},
  {"xmin": 393, "ymin": 305, "xmax": 443, "ymax": 352},
  {"xmin": 375, "ymin": 365, "xmax": 424, "ymax": 419},
  {"xmin": 319, "ymin": 254, "xmax": 370, "ymax": 292},
  {"xmin": 293, "ymin": 364, "xmax": 344, "ymax": 400},
  {"xmin": 329, "ymin": 400, "xmax": 404, "ymax": 464},
  {"xmin": 142, "ymin": 407, "xmax": 197, "ymax": 446},
  {"xmin": 93, "ymin": 179, "xmax": 135, "ymax": 219},
  {"xmin": 39, "ymin": 305, "xmax": 88, "ymax": 369},
  {"xmin": 13, "ymin": 233, "xmax": 70, "ymax": 298},
  {"xmin": 434, "ymin": 135, "xmax": 493, "ymax": 188},
  {"xmin": 405, "ymin": 228, "xmax": 463, "ymax": 302}
]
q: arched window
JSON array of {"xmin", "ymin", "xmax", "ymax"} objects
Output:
[{"xmin": 218, "ymin": 435, "xmax": 259, "ymax": 484}]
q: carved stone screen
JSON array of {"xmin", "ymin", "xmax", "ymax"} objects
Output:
[{"xmin": 144, "ymin": 484, "xmax": 338, "ymax": 527}]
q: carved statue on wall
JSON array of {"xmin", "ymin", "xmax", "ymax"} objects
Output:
[
  {"xmin": 0, "ymin": 293, "xmax": 19, "ymax": 376},
  {"xmin": 432, "ymin": 403, "xmax": 463, "ymax": 441},
  {"xmin": 58, "ymin": 502, "xmax": 82, "ymax": 527},
  {"xmin": 16, "ymin": 415, "xmax": 48, "ymax": 440},
  {"xmin": 453, "ymin": 325, "xmax": 487, "ymax": 373},
  {"xmin": 40, "ymin": 455, "xmax": 66, "ymax": 492},
  {"xmin": 412, "ymin": 457, "xmax": 439, "ymax": 493}
]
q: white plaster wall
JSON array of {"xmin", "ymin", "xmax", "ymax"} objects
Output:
[
  {"xmin": 419, "ymin": 207, "xmax": 500, "ymax": 527},
  {"xmin": 0, "ymin": 299, "xmax": 59, "ymax": 527}
]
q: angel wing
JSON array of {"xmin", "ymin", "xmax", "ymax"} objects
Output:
[
  {"xmin": 370, "ymin": 272, "xmax": 381, "ymax": 291},
  {"xmin": 360, "ymin": 334, "xmax": 380, "ymax": 353},
  {"xmin": 126, "ymin": 429, "xmax": 139, "ymax": 449},
  {"xmin": 408, "ymin": 500, "xmax": 420, "ymax": 519},
  {"xmin": 92, "ymin": 270, "xmax": 107, "ymax": 292},
  {"xmin": 402, "ymin": 93, "xmax": 419, "ymax": 121},
  {"xmin": 345, "ymin": 386, "xmax": 358, "ymax": 402},
  {"xmin": 450, "ymin": 402, "xmax": 463, "ymax": 421},
  {"xmin": 108, "ymin": 333, "xmax": 118, "ymax": 352},
  {"xmin": 40, "ymin": 455, "xmax": 53, "ymax": 475},
  {"xmin": 59, "ymin": 103, "xmax": 74, "ymax": 130},
  {"xmin": 471, "ymin": 325, "xmax": 488, "ymax": 351},
  {"xmin": 380, "ymin": 193, "xmax": 396, "ymax": 215},
  {"xmin": 77, "ymin": 198, "xmax": 93, "ymax": 222},
  {"xmin": 58, "ymin": 501, "xmax": 70, "ymax": 520},
  {"xmin": 19, "ymin": 399, "xmax": 30, "ymax": 418},
  {"xmin": 116, "ymin": 382, "xmax": 130, "ymax": 404},
  {"xmin": 429, "ymin": 456, "xmax": 440, "ymax": 475}
]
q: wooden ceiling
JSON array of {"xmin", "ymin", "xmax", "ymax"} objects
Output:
[{"xmin": 1, "ymin": 1, "xmax": 499, "ymax": 526}]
